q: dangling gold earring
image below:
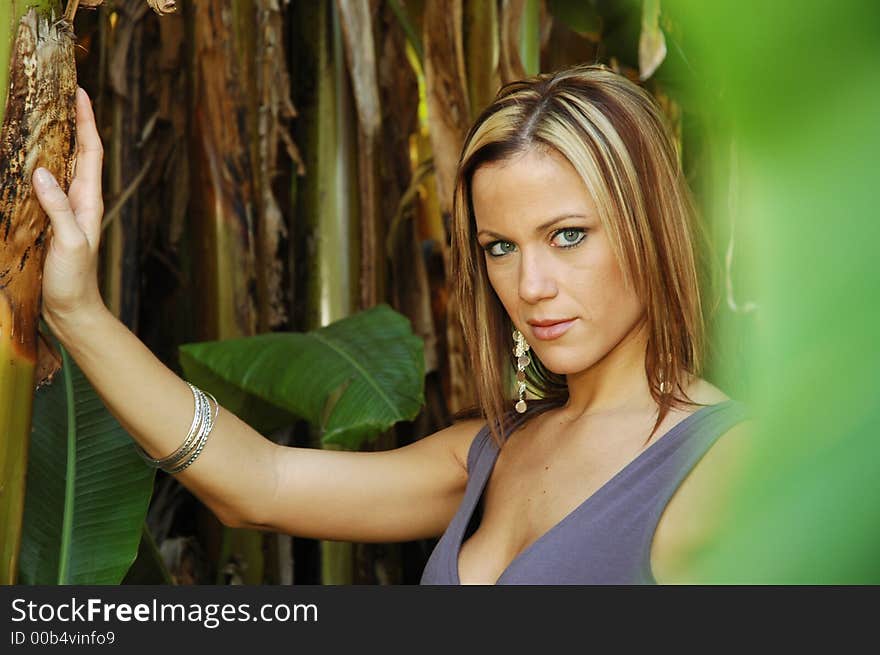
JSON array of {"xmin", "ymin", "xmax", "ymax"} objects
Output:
[
  {"xmin": 513, "ymin": 328, "xmax": 531, "ymax": 413},
  {"xmin": 659, "ymin": 352, "xmax": 672, "ymax": 394}
]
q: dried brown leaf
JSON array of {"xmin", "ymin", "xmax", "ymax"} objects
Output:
[
  {"xmin": 422, "ymin": 0, "xmax": 475, "ymax": 412},
  {"xmin": 35, "ymin": 327, "xmax": 62, "ymax": 389},
  {"xmin": 147, "ymin": 0, "xmax": 178, "ymax": 16},
  {"xmin": 0, "ymin": 10, "xmax": 76, "ymax": 382},
  {"xmin": 499, "ymin": 0, "xmax": 527, "ymax": 85},
  {"xmin": 63, "ymin": 0, "xmax": 105, "ymax": 23},
  {"xmin": 638, "ymin": 0, "xmax": 667, "ymax": 81},
  {"xmin": 337, "ymin": 0, "xmax": 381, "ymax": 140},
  {"xmin": 337, "ymin": 0, "xmax": 385, "ymax": 307},
  {"xmin": 189, "ymin": 0, "xmax": 258, "ymax": 338},
  {"xmin": 423, "ymin": 0, "xmax": 470, "ymax": 218}
]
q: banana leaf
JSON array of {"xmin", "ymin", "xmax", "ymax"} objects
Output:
[
  {"xmin": 121, "ymin": 523, "xmax": 174, "ymax": 585},
  {"xmin": 18, "ymin": 345, "xmax": 156, "ymax": 584},
  {"xmin": 179, "ymin": 304, "xmax": 425, "ymax": 449}
]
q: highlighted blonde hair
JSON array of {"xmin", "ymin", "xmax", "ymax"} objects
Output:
[{"xmin": 450, "ymin": 64, "xmax": 704, "ymax": 447}]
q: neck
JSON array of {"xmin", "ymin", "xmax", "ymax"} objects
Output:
[{"xmin": 561, "ymin": 320, "xmax": 654, "ymax": 419}]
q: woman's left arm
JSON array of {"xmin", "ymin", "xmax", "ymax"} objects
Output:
[{"xmin": 650, "ymin": 421, "xmax": 758, "ymax": 584}]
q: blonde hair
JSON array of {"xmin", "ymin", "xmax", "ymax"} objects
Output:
[{"xmin": 450, "ymin": 64, "xmax": 704, "ymax": 447}]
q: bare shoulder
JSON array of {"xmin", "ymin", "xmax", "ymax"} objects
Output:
[
  {"xmin": 650, "ymin": 416, "xmax": 757, "ymax": 583},
  {"xmin": 686, "ymin": 377, "xmax": 730, "ymax": 406},
  {"xmin": 671, "ymin": 419, "xmax": 757, "ymax": 512},
  {"xmin": 417, "ymin": 416, "xmax": 487, "ymax": 475},
  {"xmin": 652, "ymin": 378, "xmax": 729, "ymax": 435}
]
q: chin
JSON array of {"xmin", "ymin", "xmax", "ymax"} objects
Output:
[{"xmin": 534, "ymin": 351, "xmax": 598, "ymax": 376}]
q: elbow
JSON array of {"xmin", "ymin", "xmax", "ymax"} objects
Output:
[
  {"xmin": 216, "ymin": 443, "xmax": 281, "ymax": 532},
  {"xmin": 215, "ymin": 507, "xmax": 246, "ymax": 529},
  {"xmin": 213, "ymin": 502, "xmax": 260, "ymax": 530},
  {"xmin": 216, "ymin": 505, "xmax": 274, "ymax": 532}
]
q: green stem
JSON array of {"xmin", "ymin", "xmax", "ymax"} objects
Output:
[
  {"xmin": 57, "ymin": 344, "xmax": 77, "ymax": 584},
  {"xmin": 519, "ymin": 0, "xmax": 540, "ymax": 76}
]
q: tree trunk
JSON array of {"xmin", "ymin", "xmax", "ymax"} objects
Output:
[
  {"xmin": 100, "ymin": 0, "xmax": 147, "ymax": 331},
  {"xmin": 464, "ymin": 0, "xmax": 500, "ymax": 121},
  {"xmin": 187, "ymin": 0, "xmax": 264, "ymax": 585},
  {"xmin": 290, "ymin": 0, "xmax": 359, "ymax": 585},
  {"xmin": 0, "ymin": 0, "xmax": 74, "ymax": 585},
  {"xmin": 422, "ymin": 0, "xmax": 474, "ymax": 416}
]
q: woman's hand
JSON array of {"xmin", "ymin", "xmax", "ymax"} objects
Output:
[{"xmin": 34, "ymin": 87, "xmax": 105, "ymax": 326}]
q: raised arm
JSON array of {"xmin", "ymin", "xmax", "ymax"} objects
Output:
[{"xmin": 35, "ymin": 88, "xmax": 480, "ymax": 542}]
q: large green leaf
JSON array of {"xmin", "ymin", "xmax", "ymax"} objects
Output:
[
  {"xmin": 18, "ymin": 345, "xmax": 156, "ymax": 584},
  {"xmin": 121, "ymin": 523, "xmax": 174, "ymax": 585},
  {"xmin": 179, "ymin": 304, "xmax": 425, "ymax": 449}
]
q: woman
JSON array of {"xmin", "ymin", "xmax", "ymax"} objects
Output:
[{"xmin": 34, "ymin": 64, "xmax": 750, "ymax": 585}]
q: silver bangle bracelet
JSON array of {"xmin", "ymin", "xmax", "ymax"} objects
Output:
[
  {"xmin": 162, "ymin": 389, "xmax": 212, "ymax": 471},
  {"xmin": 134, "ymin": 383, "xmax": 216, "ymax": 471},
  {"xmin": 165, "ymin": 393, "xmax": 219, "ymax": 474},
  {"xmin": 134, "ymin": 383, "xmax": 203, "ymax": 467}
]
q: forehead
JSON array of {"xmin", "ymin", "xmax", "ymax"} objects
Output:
[{"xmin": 470, "ymin": 147, "xmax": 598, "ymax": 232}]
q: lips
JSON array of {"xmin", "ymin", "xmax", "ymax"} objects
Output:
[{"xmin": 527, "ymin": 318, "xmax": 576, "ymax": 341}]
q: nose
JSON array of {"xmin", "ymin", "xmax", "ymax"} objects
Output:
[{"xmin": 518, "ymin": 247, "xmax": 558, "ymax": 304}]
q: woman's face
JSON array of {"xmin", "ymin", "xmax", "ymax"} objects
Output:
[{"xmin": 472, "ymin": 146, "xmax": 645, "ymax": 376}]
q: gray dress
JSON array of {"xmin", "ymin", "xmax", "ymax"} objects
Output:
[{"xmin": 420, "ymin": 400, "xmax": 749, "ymax": 584}]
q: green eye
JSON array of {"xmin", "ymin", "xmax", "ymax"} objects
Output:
[
  {"xmin": 487, "ymin": 241, "xmax": 516, "ymax": 257},
  {"xmin": 483, "ymin": 229, "xmax": 586, "ymax": 257},
  {"xmin": 552, "ymin": 228, "xmax": 586, "ymax": 248}
]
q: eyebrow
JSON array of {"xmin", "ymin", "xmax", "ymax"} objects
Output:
[{"xmin": 476, "ymin": 214, "xmax": 589, "ymax": 240}]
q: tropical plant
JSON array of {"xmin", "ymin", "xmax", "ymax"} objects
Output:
[
  {"xmin": 18, "ymin": 342, "xmax": 156, "ymax": 585},
  {"xmin": 180, "ymin": 304, "xmax": 425, "ymax": 450},
  {"xmin": 15, "ymin": 303, "xmax": 423, "ymax": 584},
  {"xmin": 5, "ymin": 0, "xmax": 752, "ymax": 586},
  {"xmin": 1, "ymin": 0, "xmax": 77, "ymax": 585}
]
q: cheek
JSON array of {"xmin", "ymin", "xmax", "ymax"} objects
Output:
[
  {"xmin": 486, "ymin": 264, "xmax": 516, "ymax": 311},
  {"xmin": 566, "ymin": 252, "xmax": 640, "ymax": 319}
]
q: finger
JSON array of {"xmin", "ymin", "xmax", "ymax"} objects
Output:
[
  {"xmin": 68, "ymin": 88, "xmax": 104, "ymax": 233},
  {"xmin": 33, "ymin": 167, "xmax": 90, "ymax": 251}
]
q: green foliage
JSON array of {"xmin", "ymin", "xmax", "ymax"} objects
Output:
[
  {"xmin": 547, "ymin": 0, "xmax": 603, "ymax": 36},
  {"xmin": 671, "ymin": 0, "xmax": 880, "ymax": 583},
  {"xmin": 19, "ymin": 345, "xmax": 156, "ymax": 584},
  {"xmin": 179, "ymin": 304, "xmax": 425, "ymax": 449},
  {"xmin": 120, "ymin": 524, "xmax": 174, "ymax": 585}
]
